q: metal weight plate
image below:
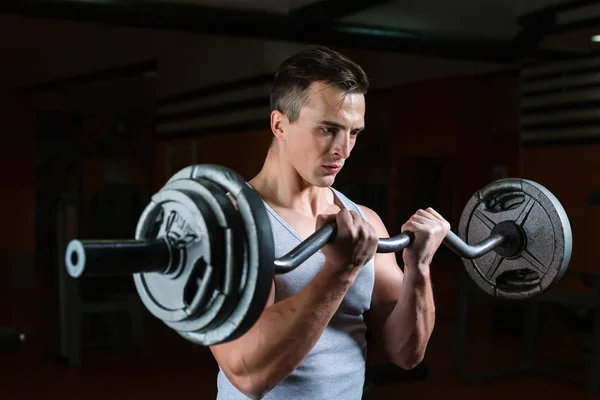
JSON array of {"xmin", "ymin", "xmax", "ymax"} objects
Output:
[
  {"xmin": 197, "ymin": 179, "xmax": 245, "ymax": 302},
  {"xmin": 166, "ymin": 164, "xmax": 274, "ymax": 346},
  {"xmin": 158, "ymin": 178, "xmax": 244, "ymax": 335},
  {"xmin": 189, "ymin": 178, "xmax": 246, "ymax": 330},
  {"xmin": 133, "ymin": 185, "xmax": 221, "ymax": 326},
  {"xmin": 175, "ymin": 178, "xmax": 247, "ymax": 343},
  {"xmin": 458, "ymin": 178, "xmax": 572, "ymax": 300}
]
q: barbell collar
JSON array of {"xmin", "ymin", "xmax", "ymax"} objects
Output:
[{"xmin": 65, "ymin": 238, "xmax": 173, "ymax": 278}]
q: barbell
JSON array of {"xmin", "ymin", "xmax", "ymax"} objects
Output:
[{"xmin": 64, "ymin": 164, "xmax": 572, "ymax": 346}]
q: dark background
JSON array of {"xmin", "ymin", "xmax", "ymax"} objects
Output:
[{"xmin": 0, "ymin": 0, "xmax": 599, "ymax": 398}]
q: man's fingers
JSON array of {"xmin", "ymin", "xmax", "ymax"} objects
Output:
[
  {"xmin": 423, "ymin": 208, "xmax": 451, "ymax": 231},
  {"xmin": 416, "ymin": 208, "xmax": 442, "ymax": 221},
  {"xmin": 401, "ymin": 220, "xmax": 427, "ymax": 233},
  {"xmin": 416, "ymin": 208, "xmax": 450, "ymax": 226},
  {"xmin": 409, "ymin": 215, "xmax": 433, "ymax": 225},
  {"xmin": 316, "ymin": 213, "xmax": 337, "ymax": 229},
  {"xmin": 350, "ymin": 209, "xmax": 364, "ymax": 223},
  {"xmin": 336, "ymin": 208, "xmax": 355, "ymax": 231},
  {"xmin": 413, "ymin": 209, "xmax": 450, "ymax": 232},
  {"xmin": 424, "ymin": 207, "xmax": 447, "ymax": 223}
]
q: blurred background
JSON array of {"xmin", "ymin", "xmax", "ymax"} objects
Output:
[{"xmin": 1, "ymin": 0, "xmax": 600, "ymax": 398}]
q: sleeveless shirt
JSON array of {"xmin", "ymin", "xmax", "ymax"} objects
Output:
[{"xmin": 216, "ymin": 187, "xmax": 376, "ymax": 399}]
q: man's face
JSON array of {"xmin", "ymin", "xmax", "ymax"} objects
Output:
[{"xmin": 278, "ymin": 81, "xmax": 365, "ymax": 187}]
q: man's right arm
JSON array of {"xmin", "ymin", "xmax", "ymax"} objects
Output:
[{"xmin": 209, "ymin": 265, "xmax": 354, "ymax": 399}]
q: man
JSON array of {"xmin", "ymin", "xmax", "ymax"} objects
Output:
[{"xmin": 210, "ymin": 45, "xmax": 450, "ymax": 399}]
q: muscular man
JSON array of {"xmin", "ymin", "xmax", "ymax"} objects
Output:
[{"xmin": 210, "ymin": 45, "xmax": 450, "ymax": 400}]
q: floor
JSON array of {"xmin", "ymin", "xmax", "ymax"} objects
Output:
[{"xmin": 3, "ymin": 264, "xmax": 598, "ymax": 399}]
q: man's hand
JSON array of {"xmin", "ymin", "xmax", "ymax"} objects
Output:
[
  {"xmin": 316, "ymin": 208, "xmax": 378, "ymax": 279},
  {"xmin": 401, "ymin": 208, "xmax": 450, "ymax": 272}
]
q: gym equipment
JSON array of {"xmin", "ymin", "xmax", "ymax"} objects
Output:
[
  {"xmin": 458, "ymin": 179, "xmax": 571, "ymax": 300},
  {"xmin": 64, "ymin": 164, "xmax": 572, "ymax": 346}
]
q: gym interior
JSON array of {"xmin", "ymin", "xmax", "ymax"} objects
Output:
[{"xmin": 0, "ymin": 0, "xmax": 599, "ymax": 398}]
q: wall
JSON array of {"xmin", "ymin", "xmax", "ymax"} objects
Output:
[
  {"xmin": 0, "ymin": 13, "xmax": 509, "ymax": 96},
  {"xmin": 0, "ymin": 14, "xmax": 180, "ymax": 89},
  {"xmin": 156, "ymin": 35, "xmax": 506, "ymax": 98},
  {"xmin": 387, "ymin": 73, "xmax": 520, "ymax": 232},
  {"xmin": 521, "ymin": 144, "xmax": 600, "ymax": 292},
  {"xmin": 156, "ymin": 128, "xmax": 272, "ymax": 189},
  {"xmin": 0, "ymin": 93, "xmax": 39, "ymax": 359}
]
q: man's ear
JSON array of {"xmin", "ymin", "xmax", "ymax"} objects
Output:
[{"xmin": 270, "ymin": 110, "xmax": 287, "ymax": 141}]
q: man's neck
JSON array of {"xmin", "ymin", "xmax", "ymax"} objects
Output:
[{"xmin": 250, "ymin": 152, "xmax": 331, "ymax": 218}]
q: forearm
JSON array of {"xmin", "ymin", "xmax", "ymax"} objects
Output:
[
  {"xmin": 222, "ymin": 266, "xmax": 354, "ymax": 397},
  {"xmin": 382, "ymin": 265, "xmax": 435, "ymax": 369}
]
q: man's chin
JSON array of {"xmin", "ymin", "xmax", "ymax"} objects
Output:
[{"xmin": 313, "ymin": 176, "xmax": 336, "ymax": 187}]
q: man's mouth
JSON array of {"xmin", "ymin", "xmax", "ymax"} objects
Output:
[{"xmin": 323, "ymin": 165, "xmax": 342, "ymax": 173}]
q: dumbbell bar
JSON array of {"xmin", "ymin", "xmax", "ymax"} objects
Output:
[{"xmin": 64, "ymin": 164, "xmax": 572, "ymax": 347}]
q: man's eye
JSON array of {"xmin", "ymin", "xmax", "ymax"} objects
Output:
[{"xmin": 323, "ymin": 127, "xmax": 337, "ymax": 134}]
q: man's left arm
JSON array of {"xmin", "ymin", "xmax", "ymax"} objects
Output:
[{"xmin": 360, "ymin": 205, "xmax": 447, "ymax": 370}]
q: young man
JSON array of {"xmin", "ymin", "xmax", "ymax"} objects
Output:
[{"xmin": 210, "ymin": 45, "xmax": 450, "ymax": 399}]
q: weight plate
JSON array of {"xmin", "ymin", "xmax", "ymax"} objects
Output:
[
  {"xmin": 167, "ymin": 164, "xmax": 274, "ymax": 346},
  {"xmin": 197, "ymin": 178, "xmax": 245, "ymax": 298},
  {"xmin": 177, "ymin": 179, "xmax": 247, "ymax": 344},
  {"xmin": 133, "ymin": 186, "xmax": 219, "ymax": 324},
  {"xmin": 458, "ymin": 178, "xmax": 572, "ymax": 300},
  {"xmin": 158, "ymin": 178, "xmax": 243, "ymax": 334}
]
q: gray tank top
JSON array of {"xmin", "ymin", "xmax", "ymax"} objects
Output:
[{"xmin": 216, "ymin": 187, "xmax": 375, "ymax": 400}]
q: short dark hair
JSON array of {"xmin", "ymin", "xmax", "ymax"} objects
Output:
[{"xmin": 270, "ymin": 46, "xmax": 369, "ymax": 122}]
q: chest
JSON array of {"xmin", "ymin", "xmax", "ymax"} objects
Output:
[{"xmin": 269, "ymin": 204, "xmax": 341, "ymax": 240}]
